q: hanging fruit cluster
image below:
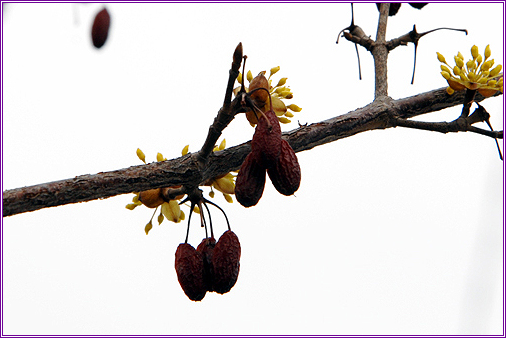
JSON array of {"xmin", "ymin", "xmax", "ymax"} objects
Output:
[
  {"xmin": 175, "ymin": 230, "xmax": 241, "ymax": 301},
  {"xmin": 234, "ymin": 71, "xmax": 302, "ymax": 207}
]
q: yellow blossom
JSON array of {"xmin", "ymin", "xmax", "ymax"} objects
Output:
[
  {"xmin": 161, "ymin": 200, "xmax": 184, "ymax": 223},
  {"xmin": 437, "ymin": 44, "xmax": 503, "ymax": 97},
  {"xmin": 137, "ymin": 148, "xmax": 146, "ymax": 163},
  {"xmin": 182, "ymin": 145, "xmax": 189, "ymax": 156},
  {"xmin": 236, "ymin": 66, "xmax": 302, "ymax": 125},
  {"xmin": 223, "ymin": 193, "xmax": 233, "ymax": 203},
  {"xmin": 145, "ymin": 221, "xmax": 153, "ymax": 235}
]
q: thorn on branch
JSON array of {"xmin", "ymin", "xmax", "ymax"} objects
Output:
[
  {"xmin": 336, "ymin": 3, "xmax": 373, "ymax": 79},
  {"xmin": 387, "ymin": 25, "xmax": 467, "ymax": 84}
]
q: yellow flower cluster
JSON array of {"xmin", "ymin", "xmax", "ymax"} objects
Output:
[
  {"xmin": 437, "ymin": 44, "xmax": 503, "ymax": 96},
  {"xmin": 183, "ymin": 139, "xmax": 236, "ymax": 203},
  {"xmin": 236, "ymin": 66, "xmax": 302, "ymax": 125},
  {"xmin": 126, "ymin": 140, "xmax": 236, "ymax": 235}
]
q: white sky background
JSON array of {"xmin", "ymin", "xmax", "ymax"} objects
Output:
[{"xmin": 2, "ymin": 2, "xmax": 504, "ymax": 335}]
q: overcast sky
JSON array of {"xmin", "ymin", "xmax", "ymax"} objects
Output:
[{"xmin": 2, "ymin": 2, "xmax": 504, "ymax": 335}]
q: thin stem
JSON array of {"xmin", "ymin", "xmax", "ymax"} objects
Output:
[
  {"xmin": 202, "ymin": 202, "xmax": 214, "ymax": 238},
  {"xmin": 203, "ymin": 198, "xmax": 231, "ymax": 231}
]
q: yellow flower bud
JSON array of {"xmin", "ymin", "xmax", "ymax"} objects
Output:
[
  {"xmin": 455, "ymin": 56, "xmax": 464, "ymax": 68},
  {"xmin": 285, "ymin": 112, "xmax": 294, "ymax": 118},
  {"xmin": 274, "ymin": 86, "xmax": 286, "ymax": 94},
  {"xmin": 136, "ymin": 148, "xmax": 146, "ymax": 163},
  {"xmin": 193, "ymin": 205, "xmax": 200, "ymax": 214},
  {"xmin": 478, "ymin": 78, "xmax": 488, "ymax": 84},
  {"xmin": 182, "ymin": 144, "xmax": 189, "ymax": 156},
  {"xmin": 278, "ymin": 117, "xmax": 291, "ymax": 124},
  {"xmin": 485, "ymin": 45, "xmax": 491, "ymax": 59},
  {"xmin": 487, "ymin": 80, "xmax": 497, "ymax": 87},
  {"xmin": 209, "ymin": 190, "xmax": 215, "ymax": 198},
  {"xmin": 441, "ymin": 71, "xmax": 451, "ymax": 80},
  {"xmin": 466, "ymin": 60, "xmax": 476, "ymax": 71},
  {"xmin": 489, "ymin": 65, "xmax": 502, "ymax": 77},
  {"xmin": 468, "ymin": 72, "xmax": 476, "ymax": 82},
  {"xmin": 453, "ymin": 66, "xmax": 461, "ymax": 76},
  {"xmin": 212, "ymin": 177, "xmax": 235, "ymax": 195},
  {"xmin": 157, "ymin": 212, "xmax": 164, "ymax": 225},
  {"xmin": 219, "ymin": 139, "xmax": 226, "ymax": 151},
  {"xmin": 287, "ymin": 104, "xmax": 302, "ymax": 112},
  {"xmin": 125, "ymin": 203, "xmax": 138, "ymax": 210},
  {"xmin": 446, "ymin": 86, "xmax": 455, "ymax": 95},
  {"xmin": 224, "ymin": 193, "xmax": 233, "ymax": 203},
  {"xmin": 457, "ymin": 52, "xmax": 464, "ymax": 60},
  {"xmin": 247, "ymin": 70, "xmax": 253, "ymax": 83},
  {"xmin": 145, "ymin": 221, "xmax": 153, "ymax": 235},
  {"xmin": 471, "ymin": 45, "xmax": 479, "ymax": 59},
  {"xmin": 476, "ymin": 55, "xmax": 483, "ymax": 66},
  {"xmin": 441, "ymin": 65, "xmax": 452, "ymax": 74},
  {"xmin": 481, "ymin": 61, "xmax": 492, "ymax": 72},
  {"xmin": 156, "ymin": 152, "xmax": 165, "ymax": 162},
  {"xmin": 276, "ymin": 78, "xmax": 288, "ymax": 87},
  {"xmin": 437, "ymin": 52, "xmax": 446, "ymax": 63},
  {"xmin": 237, "ymin": 72, "xmax": 243, "ymax": 84},
  {"xmin": 180, "ymin": 210, "xmax": 186, "ymax": 221},
  {"xmin": 269, "ymin": 66, "xmax": 280, "ymax": 78}
]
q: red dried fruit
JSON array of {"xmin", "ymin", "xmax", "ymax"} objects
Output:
[
  {"xmin": 251, "ymin": 110, "xmax": 282, "ymax": 168},
  {"xmin": 175, "ymin": 243, "xmax": 207, "ymax": 301},
  {"xmin": 376, "ymin": 3, "xmax": 401, "ymax": 16},
  {"xmin": 212, "ymin": 230, "xmax": 241, "ymax": 294},
  {"xmin": 235, "ymin": 150, "xmax": 266, "ymax": 208},
  {"xmin": 196, "ymin": 237, "xmax": 216, "ymax": 292},
  {"xmin": 91, "ymin": 8, "xmax": 110, "ymax": 48},
  {"xmin": 267, "ymin": 139, "xmax": 301, "ymax": 196}
]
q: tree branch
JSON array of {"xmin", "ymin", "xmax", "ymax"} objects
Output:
[{"xmin": 3, "ymin": 87, "xmax": 501, "ymax": 217}]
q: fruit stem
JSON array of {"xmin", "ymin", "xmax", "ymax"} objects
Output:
[
  {"xmin": 203, "ymin": 197, "xmax": 231, "ymax": 231},
  {"xmin": 202, "ymin": 202, "xmax": 215, "ymax": 239}
]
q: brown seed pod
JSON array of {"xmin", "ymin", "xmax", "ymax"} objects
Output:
[
  {"xmin": 267, "ymin": 139, "xmax": 301, "ymax": 196},
  {"xmin": 251, "ymin": 110, "xmax": 282, "ymax": 168},
  {"xmin": 138, "ymin": 188, "xmax": 164, "ymax": 208},
  {"xmin": 248, "ymin": 72, "xmax": 270, "ymax": 108},
  {"xmin": 196, "ymin": 237, "xmax": 216, "ymax": 292},
  {"xmin": 91, "ymin": 7, "xmax": 110, "ymax": 48},
  {"xmin": 212, "ymin": 230, "xmax": 241, "ymax": 294},
  {"xmin": 235, "ymin": 151, "xmax": 266, "ymax": 208},
  {"xmin": 175, "ymin": 243, "xmax": 207, "ymax": 301}
]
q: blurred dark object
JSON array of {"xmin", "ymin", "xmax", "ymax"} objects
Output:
[
  {"xmin": 91, "ymin": 7, "xmax": 110, "ymax": 48},
  {"xmin": 376, "ymin": 3, "xmax": 402, "ymax": 16},
  {"xmin": 409, "ymin": 3, "xmax": 428, "ymax": 9}
]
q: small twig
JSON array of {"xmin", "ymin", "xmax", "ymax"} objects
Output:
[
  {"xmin": 391, "ymin": 116, "xmax": 503, "ymax": 139},
  {"xmin": 197, "ymin": 43, "xmax": 243, "ymax": 167}
]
